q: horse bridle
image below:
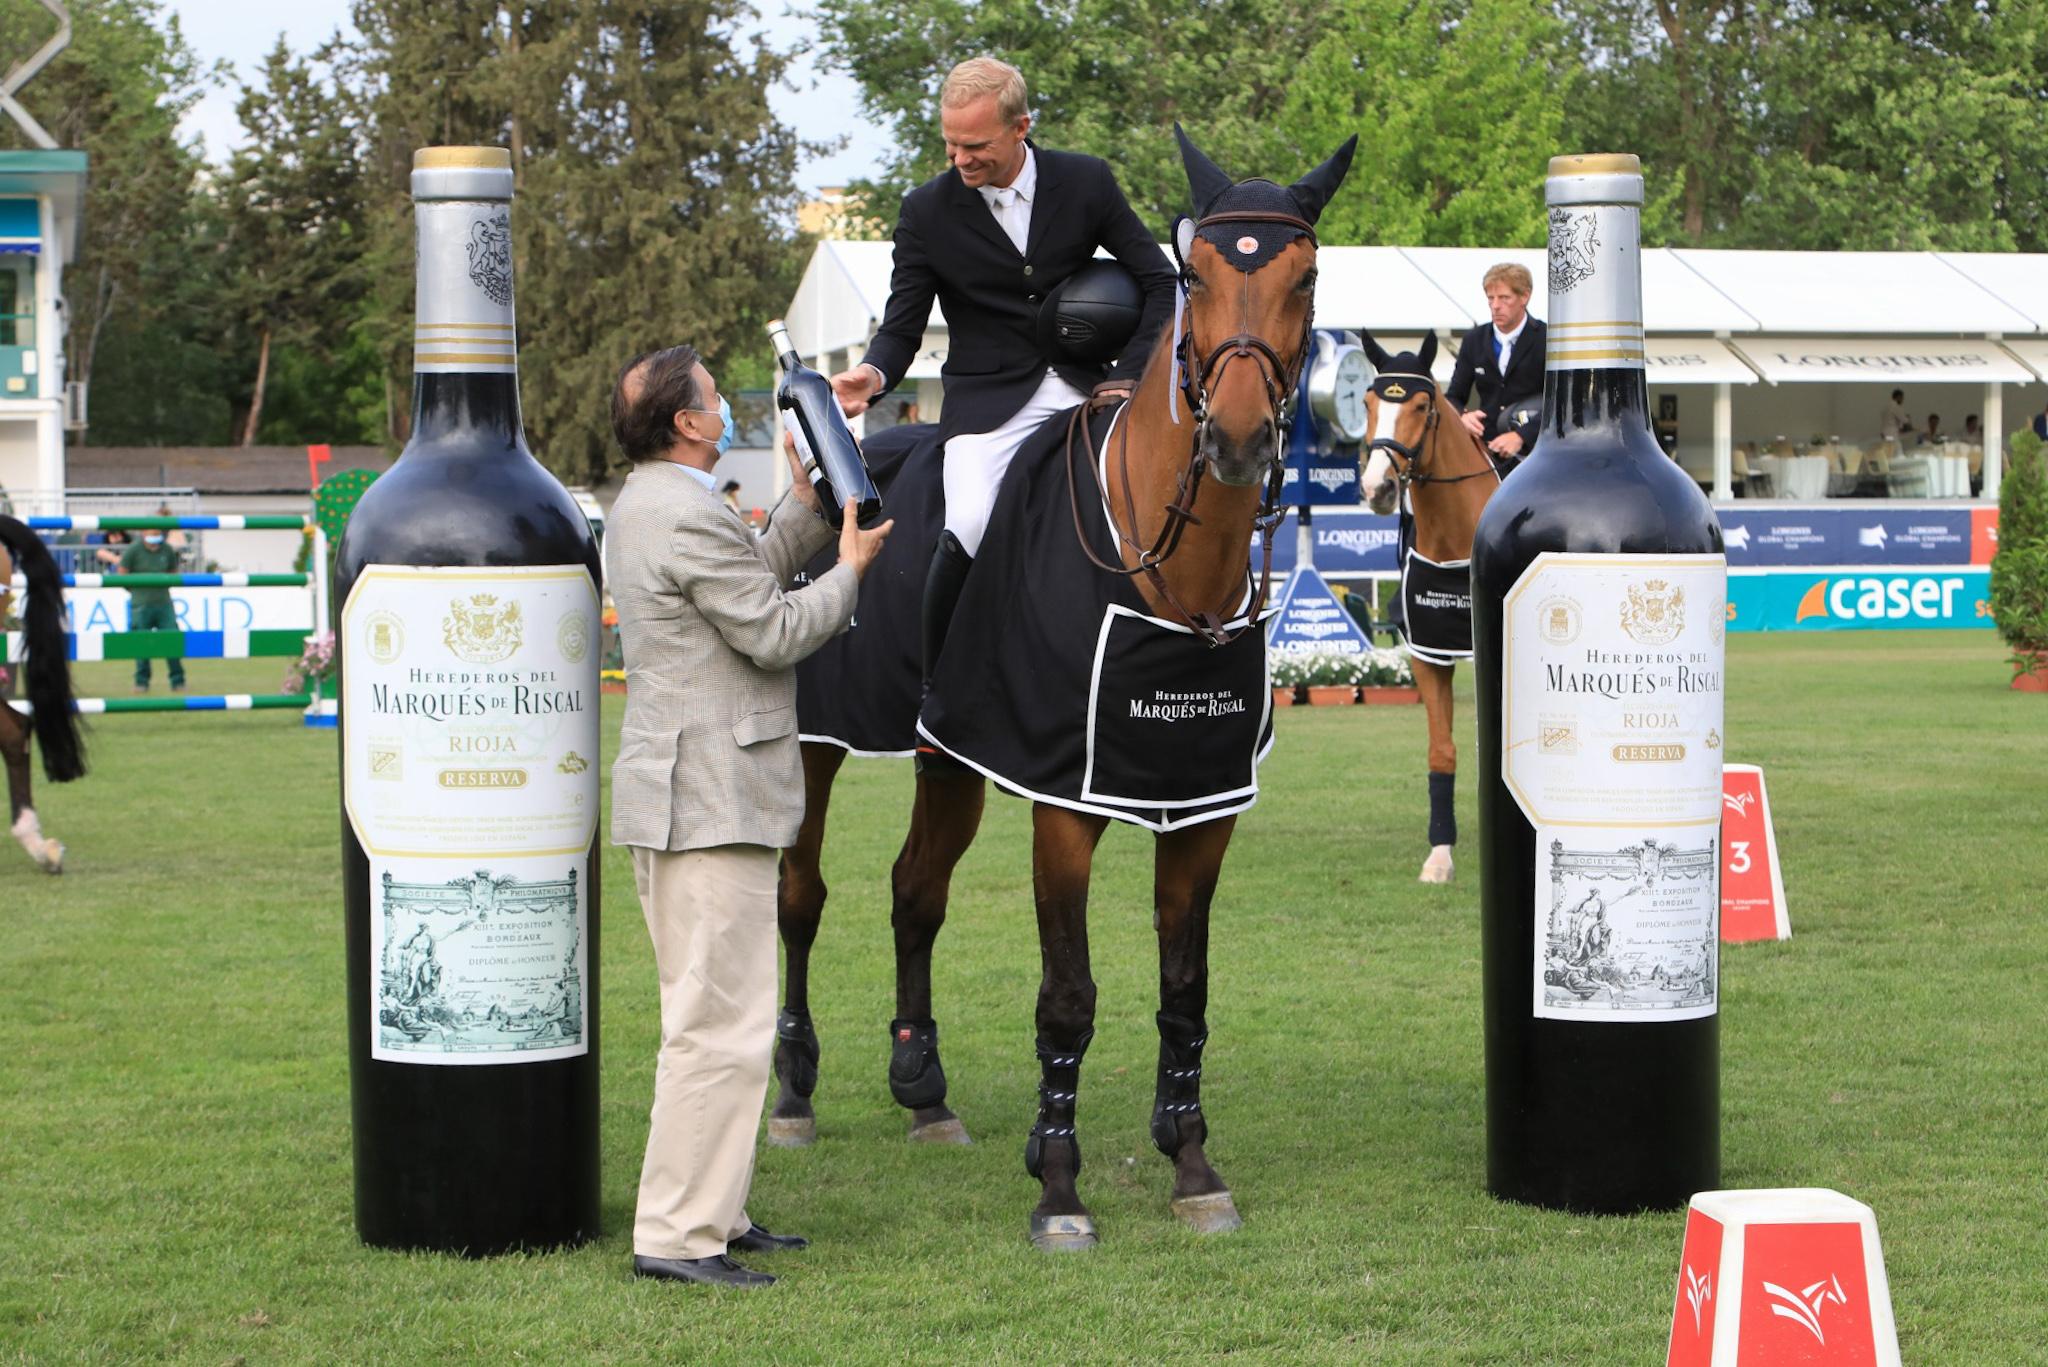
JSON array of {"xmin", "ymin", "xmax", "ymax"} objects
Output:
[
  {"xmin": 1064, "ymin": 207, "xmax": 1317, "ymax": 647},
  {"xmin": 1367, "ymin": 372, "xmax": 1506, "ymax": 494}
]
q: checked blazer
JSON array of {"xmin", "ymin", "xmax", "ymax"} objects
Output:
[
  {"xmin": 605, "ymin": 461, "xmax": 856, "ymax": 853},
  {"xmin": 859, "ymin": 145, "xmax": 1176, "ymax": 441}
]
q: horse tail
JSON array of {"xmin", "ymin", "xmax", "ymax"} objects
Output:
[{"xmin": 0, "ymin": 515, "xmax": 87, "ymax": 782}]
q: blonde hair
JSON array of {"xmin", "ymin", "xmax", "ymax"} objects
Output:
[
  {"xmin": 941, "ymin": 57, "xmax": 1028, "ymax": 125},
  {"xmin": 1483, "ymin": 262, "xmax": 1533, "ymax": 297}
]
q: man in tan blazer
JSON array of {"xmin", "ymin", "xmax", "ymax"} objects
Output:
[{"xmin": 606, "ymin": 344, "xmax": 892, "ymax": 1289}]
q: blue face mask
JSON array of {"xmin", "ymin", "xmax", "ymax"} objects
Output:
[{"xmin": 690, "ymin": 395, "xmax": 734, "ymax": 457}]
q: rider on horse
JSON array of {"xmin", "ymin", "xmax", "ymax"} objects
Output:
[{"xmin": 822, "ymin": 56, "xmax": 1176, "ymax": 690}]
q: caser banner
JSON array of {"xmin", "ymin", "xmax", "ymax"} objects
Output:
[{"xmin": 1727, "ymin": 568, "xmax": 1991, "ymax": 632}]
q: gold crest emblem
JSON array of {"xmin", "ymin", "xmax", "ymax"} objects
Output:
[
  {"xmin": 1382, "ymin": 383, "xmax": 1408, "ymax": 399},
  {"xmin": 1619, "ymin": 579, "xmax": 1685, "ymax": 646},
  {"xmin": 1537, "ymin": 595, "xmax": 1582, "ymax": 645},
  {"xmin": 444, "ymin": 593, "xmax": 524, "ymax": 664},
  {"xmin": 365, "ymin": 610, "xmax": 405, "ymax": 664}
]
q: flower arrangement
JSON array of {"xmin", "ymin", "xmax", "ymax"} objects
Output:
[
  {"xmin": 1269, "ymin": 647, "xmax": 1414, "ymax": 689},
  {"xmin": 283, "ymin": 631, "xmax": 336, "ymax": 694}
]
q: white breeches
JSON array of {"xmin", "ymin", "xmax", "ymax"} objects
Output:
[{"xmin": 942, "ymin": 370, "xmax": 1089, "ymax": 556}]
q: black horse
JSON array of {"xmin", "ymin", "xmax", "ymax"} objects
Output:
[{"xmin": 0, "ymin": 515, "xmax": 86, "ymax": 873}]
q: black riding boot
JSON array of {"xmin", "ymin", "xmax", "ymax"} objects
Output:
[{"xmin": 921, "ymin": 530, "xmax": 974, "ymax": 690}]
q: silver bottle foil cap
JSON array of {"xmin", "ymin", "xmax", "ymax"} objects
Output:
[
  {"xmin": 412, "ymin": 147, "xmax": 514, "ymax": 202},
  {"xmin": 1546, "ymin": 153, "xmax": 1643, "ymax": 208}
]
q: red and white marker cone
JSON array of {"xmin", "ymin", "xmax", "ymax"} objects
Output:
[
  {"xmin": 1667, "ymin": 1188, "xmax": 1900, "ymax": 1366},
  {"xmin": 1722, "ymin": 765, "xmax": 1791, "ymax": 942}
]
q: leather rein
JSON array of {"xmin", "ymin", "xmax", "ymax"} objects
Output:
[{"xmin": 1063, "ymin": 208, "xmax": 1316, "ymax": 647}]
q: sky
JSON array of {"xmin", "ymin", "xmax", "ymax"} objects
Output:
[{"xmin": 160, "ymin": 0, "xmax": 889, "ymax": 193}]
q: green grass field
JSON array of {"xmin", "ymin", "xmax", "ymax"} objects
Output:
[{"xmin": 3, "ymin": 631, "xmax": 2044, "ymax": 1364}]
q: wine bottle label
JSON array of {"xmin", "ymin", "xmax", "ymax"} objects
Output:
[
  {"xmin": 413, "ymin": 200, "xmax": 516, "ymax": 375},
  {"xmin": 1544, "ymin": 203, "xmax": 1644, "ymax": 373},
  {"xmin": 1502, "ymin": 552, "xmax": 1727, "ymax": 1022},
  {"xmin": 342, "ymin": 565, "xmax": 599, "ymax": 1064}
]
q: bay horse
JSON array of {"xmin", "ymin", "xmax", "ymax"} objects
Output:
[
  {"xmin": 775, "ymin": 127, "xmax": 1356, "ymax": 1249},
  {"xmin": 0, "ymin": 515, "xmax": 87, "ymax": 873},
  {"xmin": 1356, "ymin": 331, "xmax": 1504, "ymax": 884}
]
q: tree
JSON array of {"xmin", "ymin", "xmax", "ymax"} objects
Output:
[
  {"xmin": 1563, "ymin": 0, "xmax": 2048, "ymax": 250},
  {"xmin": 816, "ymin": 0, "xmax": 1342, "ymax": 235},
  {"xmin": 0, "ymin": 0, "xmax": 219, "ymax": 440},
  {"xmin": 220, "ymin": 39, "xmax": 370, "ymax": 445},
  {"xmin": 341, "ymin": 0, "xmax": 806, "ymax": 480},
  {"xmin": 1280, "ymin": 0, "xmax": 1575, "ymax": 246}
]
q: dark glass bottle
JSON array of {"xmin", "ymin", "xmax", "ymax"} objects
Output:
[
  {"xmin": 335, "ymin": 147, "xmax": 600, "ymax": 1254},
  {"xmin": 769, "ymin": 318, "xmax": 882, "ymax": 528},
  {"xmin": 1471, "ymin": 154, "xmax": 1726, "ymax": 1214}
]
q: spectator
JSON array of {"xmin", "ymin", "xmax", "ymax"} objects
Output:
[
  {"xmin": 93, "ymin": 527, "xmax": 131, "ymax": 568},
  {"xmin": 1880, "ymin": 388, "xmax": 1912, "ymax": 442},
  {"xmin": 1963, "ymin": 414, "xmax": 1981, "ymax": 443},
  {"xmin": 118, "ymin": 527, "xmax": 185, "ymax": 693},
  {"xmin": 1921, "ymin": 413, "xmax": 1943, "ymax": 446},
  {"xmin": 1446, "ymin": 262, "xmax": 1545, "ymax": 466},
  {"xmin": 2033, "ymin": 403, "xmax": 2048, "ymax": 441},
  {"xmin": 896, "ymin": 400, "xmax": 920, "ymax": 425}
]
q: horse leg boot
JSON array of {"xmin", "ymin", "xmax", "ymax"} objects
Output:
[
  {"xmin": 1152, "ymin": 819, "xmax": 1238, "ymax": 1232},
  {"xmin": 1025, "ymin": 804, "xmax": 1105, "ymax": 1250},
  {"xmin": 1417, "ymin": 658, "xmax": 1457, "ymax": 884},
  {"xmin": 1422, "ymin": 770, "xmax": 1456, "ymax": 884},
  {"xmin": 771, "ymin": 744, "xmax": 843, "ymax": 1146},
  {"xmin": 889, "ymin": 767, "xmax": 984, "ymax": 1144}
]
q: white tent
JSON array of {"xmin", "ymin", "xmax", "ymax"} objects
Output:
[{"xmin": 784, "ymin": 240, "xmax": 2048, "ymax": 501}]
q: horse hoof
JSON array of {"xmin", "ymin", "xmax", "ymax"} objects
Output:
[
  {"xmin": 766, "ymin": 1115, "xmax": 816, "ymax": 1148},
  {"xmin": 908, "ymin": 1116, "xmax": 972, "ymax": 1146},
  {"xmin": 1172, "ymin": 1190, "xmax": 1243, "ymax": 1234},
  {"xmin": 1419, "ymin": 846, "xmax": 1455, "ymax": 884},
  {"xmin": 1028, "ymin": 1212, "xmax": 1098, "ymax": 1252},
  {"xmin": 42, "ymin": 842, "xmax": 62, "ymax": 875}
]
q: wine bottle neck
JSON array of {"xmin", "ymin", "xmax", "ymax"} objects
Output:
[
  {"xmin": 1540, "ymin": 196, "xmax": 1649, "ymax": 441},
  {"xmin": 410, "ymin": 198, "xmax": 525, "ymax": 448}
]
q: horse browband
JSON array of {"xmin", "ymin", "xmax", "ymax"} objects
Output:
[{"xmin": 1063, "ymin": 205, "xmax": 1315, "ymax": 648}]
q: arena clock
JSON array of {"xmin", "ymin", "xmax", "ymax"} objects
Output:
[{"xmin": 1305, "ymin": 334, "xmax": 1371, "ymax": 443}]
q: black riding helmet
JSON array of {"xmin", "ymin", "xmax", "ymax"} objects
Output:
[{"xmin": 1036, "ymin": 260, "xmax": 1145, "ymax": 367}]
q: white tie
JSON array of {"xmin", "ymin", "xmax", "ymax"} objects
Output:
[{"xmin": 986, "ymin": 186, "xmax": 1026, "ymax": 254}]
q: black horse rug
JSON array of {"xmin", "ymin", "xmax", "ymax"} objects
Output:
[{"xmin": 796, "ymin": 407, "xmax": 1276, "ymax": 832}]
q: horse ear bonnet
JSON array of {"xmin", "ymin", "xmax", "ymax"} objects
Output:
[{"xmin": 1174, "ymin": 125, "xmax": 1358, "ymax": 274}]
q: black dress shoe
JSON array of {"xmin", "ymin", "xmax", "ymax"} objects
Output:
[
  {"xmin": 632, "ymin": 1253, "xmax": 775, "ymax": 1288},
  {"xmin": 729, "ymin": 1223, "xmax": 809, "ymax": 1253}
]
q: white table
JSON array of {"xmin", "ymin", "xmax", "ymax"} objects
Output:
[
  {"xmin": 1891, "ymin": 454, "xmax": 1970, "ymax": 498},
  {"xmin": 1754, "ymin": 454, "xmax": 1830, "ymax": 500}
]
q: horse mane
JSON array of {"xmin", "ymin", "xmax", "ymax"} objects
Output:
[{"xmin": 0, "ymin": 515, "xmax": 87, "ymax": 782}]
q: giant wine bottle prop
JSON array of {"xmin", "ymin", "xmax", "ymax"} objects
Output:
[
  {"xmin": 768, "ymin": 319, "xmax": 882, "ymax": 529},
  {"xmin": 336, "ymin": 147, "xmax": 600, "ymax": 1253},
  {"xmin": 1471, "ymin": 154, "xmax": 1726, "ymax": 1214}
]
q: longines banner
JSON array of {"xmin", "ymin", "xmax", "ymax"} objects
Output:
[
  {"xmin": 1257, "ymin": 506, "xmax": 2000, "ymax": 581},
  {"xmin": 1727, "ymin": 568, "xmax": 1992, "ymax": 632},
  {"xmin": 1717, "ymin": 507, "xmax": 1997, "ymax": 568}
]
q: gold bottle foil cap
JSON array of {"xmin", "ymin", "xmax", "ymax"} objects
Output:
[
  {"xmin": 1548, "ymin": 153, "xmax": 1641, "ymax": 178},
  {"xmin": 413, "ymin": 146, "xmax": 513, "ymax": 171}
]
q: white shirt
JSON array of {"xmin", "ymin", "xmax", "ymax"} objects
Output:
[
  {"xmin": 675, "ymin": 462, "xmax": 718, "ymax": 492},
  {"xmin": 980, "ymin": 145, "xmax": 1036, "ymax": 255},
  {"xmin": 1492, "ymin": 317, "xmax": 1528, "ymax": 374}
]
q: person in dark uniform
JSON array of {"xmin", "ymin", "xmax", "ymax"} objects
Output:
[
  {"xmin": 826, "ymin": 56, "xmax": 1174, "ymax": 679},
  {"xmin": 1445, "ymin": 262, "xmax": 1546, "ymax": 467}
]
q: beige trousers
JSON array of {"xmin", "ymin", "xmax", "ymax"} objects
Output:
[{"xmin": 630, "ymin": 842, "xmax": 779, "ymax": 1260}]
